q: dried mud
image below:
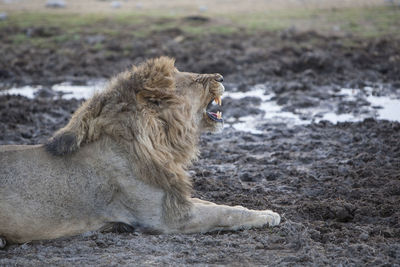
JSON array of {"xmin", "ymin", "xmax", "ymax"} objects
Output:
[{"xmin": 0, "ymin": 27, "xmax": 399, "ymax": 266}]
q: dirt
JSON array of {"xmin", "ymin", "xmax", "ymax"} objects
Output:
[{"xmin": 0, "ymin": 25, "xmax": 400, "ymax": 266}]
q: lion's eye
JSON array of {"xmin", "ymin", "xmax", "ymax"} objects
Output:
[
  {"xmin": 195, "ymin": 75, "xmax": 209, "ymax": 85},
  {"xmin": 195, "ymin": 74, "xmax": 223, "ymax": 86}
]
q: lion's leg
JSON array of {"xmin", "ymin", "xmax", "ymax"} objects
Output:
[
  {"xmin": 175, "ymin": 199, "xmax": 280, "ymax": 233},
  {"xmin": 113, "ymin": 179, "xmax": 280, "ymax": 234},
  {"xmin": 0, "ymin": 236, "xmax": 6, "ymax": 249}
]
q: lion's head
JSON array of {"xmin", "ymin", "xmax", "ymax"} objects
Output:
[
  {"xmin": 45, "ymin": 57, "xmax": 225, "ymax": 215},
  {"xmin": 133, "ymin": 57, "xmax": 225, "ymax": 135}
]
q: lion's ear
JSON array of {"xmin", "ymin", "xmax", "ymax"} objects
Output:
[
  {"xmin": 132, "ymin": 57, "xmax": 176, "ymax": 95},
  {"xmin": 45, "ymin": 130, "xmax": 79, "ymax": 156},
  {"xmin": 44, "ymin": 94, "xmax": 102, "ymax": 156}
]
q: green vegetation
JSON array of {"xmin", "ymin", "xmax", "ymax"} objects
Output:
[
  {"xmin": 321, "ymin": 6, "xmax": 400, "ymax": 37},
  {"xmin": 233, "ymin": 6, "xmax": 400, "ymax": 37},
  {"xmin": 0, "ymin": 6, "xmax": 398, "ymax": 49}
]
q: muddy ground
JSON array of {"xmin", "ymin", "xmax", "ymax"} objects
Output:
[{"xmin": 0, "ymin": 24, "xmax": 400, "ymax": 266}]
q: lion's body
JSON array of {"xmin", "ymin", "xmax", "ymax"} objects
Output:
[
  {"xmin": 1, "ymin": 142, "xmax": 113, "ymax": 243},
  {"xmin": 0, "ymin": 140, "xmax": 168, "ymax": 243},
  {"xmin": 0, "ymin": 57, "xmax": 280, "ymax": 246}
]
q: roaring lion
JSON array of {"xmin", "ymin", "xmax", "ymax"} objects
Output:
[{"xmin": 0, "ymin": 57, "xmax": 280, "ymax": 247}]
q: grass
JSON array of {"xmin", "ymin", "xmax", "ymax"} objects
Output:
[
  {"xmin": 321, "ymin": 6, "xmax": 400, "ymax": 37},
  {"xmin": 1, "ymin": 6, "xmax": 399, "ymax": 48},
  {"xmin": 231, "ymin": 8, "xmax": 318, "ymax": 32},
  {"xmin": 3, "ymin": 12, "xmax": 104, "ymax": 29},
  {"xmin": 232, "ymin": 6, "xmax": 400, "ymax": 36}
]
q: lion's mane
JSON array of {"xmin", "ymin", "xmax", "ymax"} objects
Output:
[{"xmin": 46, "ymin": 57, "xmax": 199, "ymax": 221}]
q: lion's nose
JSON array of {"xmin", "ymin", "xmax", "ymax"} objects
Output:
[{"xmin": 215, "ymin": 75, "xmax": 224, "ymax": 83}]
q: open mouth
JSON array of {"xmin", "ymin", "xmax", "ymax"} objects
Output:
[
  {"xmin": 206, "ymin": 95, "xmax": 223, "ymax": 123},
  {"xmin": 207, "ymin": 111, "xmax": 223, "ymax": 122}
]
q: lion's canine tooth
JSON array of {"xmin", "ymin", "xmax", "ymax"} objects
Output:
[
  {"xmin": 217, "ymin": 111, "xmax": 222, "ymax": 119},
  {"xmin": 214, "ymin": 96, "xmax": 222, "ymax": 106}
]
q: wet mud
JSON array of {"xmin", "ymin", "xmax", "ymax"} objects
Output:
[{"xmin": 0, "ymin": 27, "xmax": 400, "ymax": 265}]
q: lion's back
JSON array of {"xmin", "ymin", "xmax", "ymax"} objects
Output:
[{"xmin": 0, "ymin": 145, "xmax": 61, "ymax": 189}]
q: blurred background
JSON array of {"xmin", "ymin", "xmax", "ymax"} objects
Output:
[
  {"xmin": 0, "ymin": 0, "xmax": 399, "ymax": 82},
  {"xmin": 1, "ymin": 0, "xmax": 397, "ymax": 37}
]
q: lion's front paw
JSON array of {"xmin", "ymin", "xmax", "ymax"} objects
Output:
[{"xmin": 262, "ymin": 210, "xmax": 281, "ymax": 226}]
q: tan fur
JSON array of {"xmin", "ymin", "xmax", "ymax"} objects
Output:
[{"xmin": 0, "ymin": 57, "xmax": 280, "ymax": 246}]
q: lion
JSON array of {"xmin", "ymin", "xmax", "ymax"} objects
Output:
[{"xmin": 0, "ymin": 57, "xmax": 280, "ymax": 247}]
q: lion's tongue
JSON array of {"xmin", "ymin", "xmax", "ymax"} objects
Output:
[
  {"xmin": 211, "ymin": 112, "xmax": 222, "ymax": 119},
  {"xmin": 207, "ymin": 111, "xmax": 223, "ymax": 121}
]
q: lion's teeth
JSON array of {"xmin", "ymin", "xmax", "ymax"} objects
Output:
[
  {"xmin": 214, "ymin": 96, "xmax": 222, "ymax": 106},
  {"xmin": 217, "ymin": 111, "xmax": 222, "ymax": 119}
]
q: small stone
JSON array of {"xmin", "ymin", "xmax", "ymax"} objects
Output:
[
  {"xmin": 359, "ymin": 232, "xmax": 369, "ymax": 241},
  {"xmin": 0, "ymin": 237, "xmax": 6, "ymax": 249},
  {"xmin": 240, "ymin": 173, "xmax": 255, "ymax": 182},
  {"xmin": 46, "ymin": 0, "xmax": 66, "ymax": 8},
  {"xmin": 173, "ymin": 35, "xmax": 184, "ymax": 43},
  {"xmin": 111, "ymin": 1, "xmax": 121, "ymax": 8},
  {"xmin": 86, "ymin": 34, "xmax": 105, "ymax": 45},
  {"xmin": 0, "ymin": 12, "xmax": 7, "ymax": 21},
  {"xmin": 34, "ymin": 87, "xmax": 57, "ymax": 98},
  {"xmin": 198, "ymin": 5, "xmax": 208, "ymax": 12}
]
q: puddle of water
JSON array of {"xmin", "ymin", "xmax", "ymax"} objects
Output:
[
  {"xmin": 223, "ymin": 85, "xmax": 308, "ymax": 133},
  {"xmin": 322, "ymin": 87, "xmax": 400, "ymax": 123},
  {"xmin": 3, "ymin": 86, "xmax": 39, "ymax": 99},
  {"xmin": 2, "ymin": 82, "xmax": 400, "ymax": 134},
  {"xmin": 316, "ymin": 113, "xmax": 359, "ymax": 124},
  {"xmin": 0, "ymin": 80, "xmax": 105, "ymax": 100},
  {"xmin": 366, "ymin": 95, "xmax": 400, "ymax": 122},
  {"xmin": 223, "ymin": 85, "xmax": 272, "ymax": 102},
  {"xmin": 52, "ymin": 81, "xmax": 105, "ymax": 99},
  {"xmin": 224, "ymin": 85, "xmax": 400, "ymax": 133},
  {"xmin": 229, "ymin": 115, "xmax": 263, "ymax": 134}
]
